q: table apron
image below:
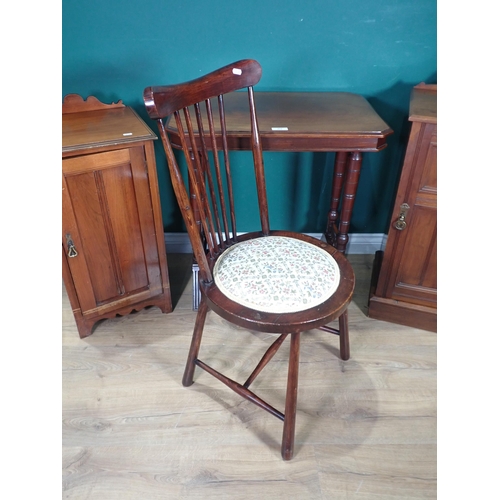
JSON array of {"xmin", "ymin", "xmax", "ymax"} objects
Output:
[{"xmin": 168, "ymin": 134, "xmax": 388, "ymax": 153}]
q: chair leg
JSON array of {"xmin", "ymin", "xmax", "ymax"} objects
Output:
[
  {"xmin": 339, "ymin": 310, "xmax": 350, "ymax": 361},
  {"xmin": 182, "ymin": 295, "xmax": 209, "ymax": 387},
  {"xmin": 281, "ymin": 332, "xmax": 300, "ymax": 460}
]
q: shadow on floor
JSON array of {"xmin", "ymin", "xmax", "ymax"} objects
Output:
[{"xmin": 167, "ymin": 253, "xmax": 193, "ymax": 309}]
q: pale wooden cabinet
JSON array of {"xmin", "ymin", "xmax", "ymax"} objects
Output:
[
  {"xmin": 62, "ymin": 95, "xmax": 172, "ymax": 338},
  {"xmin": 368, "ymin": 84, "xmax": 437, "ymax": 332}
]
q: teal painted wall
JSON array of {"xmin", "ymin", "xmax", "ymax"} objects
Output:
[{"xmin": 63, "ymin": 0, "xmax": 436, "ymax": 234}]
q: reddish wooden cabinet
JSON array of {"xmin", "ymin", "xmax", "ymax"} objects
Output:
[
  {"xmin": 368, "ymin": 84, "xmax": 437, "ymax": 332},
  {"xmin": 62, "ymin": 95, "xmax": 172, "ymax": 338}
]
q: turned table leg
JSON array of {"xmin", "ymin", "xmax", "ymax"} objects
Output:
[
  {"xmin": 325, "ymin": 152, "xmax": 348, "ymax": 247},
  {"xmin": 337, "ymin": 152, "xmax": 363, "ymax": 253}
]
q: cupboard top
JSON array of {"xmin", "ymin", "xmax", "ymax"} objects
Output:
[
  {"xmin": 409, "ymin": 83, "xmax": 437, "ymax": 124},
  {"xmin": 62, "ymin": 105, "xmax": 156, "ymax": 153}
]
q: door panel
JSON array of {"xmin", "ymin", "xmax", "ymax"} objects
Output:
[
  {"xmin": 62, "ymin": 175, "xmax": 98, "ymax": 312},
  {"xmin": 101, "ymin": 163, "xmax": 150, "ymax": 294},
  {"xmin": 391, "ymin": 204, "xmax": 437, "ymax": 305},
  {"xmin": 387, "ymin": 122, "xmax": 437, "ymax": 307},
  {"xmin": 65, "ymin": 170, "xmax": 121, "ymax": 303},
  {"xmin": 62, "ymin": 146, "xmax": 162, "ymax": 312},
  {"xmin": 129, "ymin": 147, "xmax": 163, "ymax": 294},
  {"xmin": 419, "ymin": 130, "xmax": 437, "ymax": 193},
  {"xmin": 368, "ymin": 85, "xmax": 436, "ymax": 331}
]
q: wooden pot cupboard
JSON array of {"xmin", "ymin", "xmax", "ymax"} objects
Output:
[
  {"xmin": 368, "ymin": 84, "xmax": 437, "ymax": 332},
  {"xmin": 62, "ymin": 94, "xmax": 172, "ymax": 338}
]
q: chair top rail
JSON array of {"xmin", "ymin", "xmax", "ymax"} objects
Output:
[{"xmin": 144, "ymin": 59, "xmax": 262, "ymax": 120}]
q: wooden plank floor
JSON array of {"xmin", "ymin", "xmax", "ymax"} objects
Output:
[{"xmin": 62, "ymin": 253, "xmax": 437, "ymax": 499}]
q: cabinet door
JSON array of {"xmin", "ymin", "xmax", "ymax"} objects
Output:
[
  {"xmin": 62, "ymin": 146, "xmax": 163, "ymax": 315},
  {"xmin": 382, "ymin": 122, "xmax": 437, "ymax": 308}
]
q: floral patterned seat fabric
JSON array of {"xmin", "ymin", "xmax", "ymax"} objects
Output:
[{"xmin": 213, "ymin": 236, "xmax": 341, "ymax": 313}]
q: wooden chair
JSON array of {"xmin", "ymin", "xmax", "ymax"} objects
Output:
[{"xmin": 143, "ymin": 59, "xmax": 355, "ymax": 460}]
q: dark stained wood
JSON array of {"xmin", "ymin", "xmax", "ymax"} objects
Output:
[
  {"xmin": 62, "ymin": 93, "xmax": 124, "ymax": 114},
  {"xmin": 62, "ymin": 95, "xmax": 172, "ymax": 338},
  {"xmin": 144, "ymin": 59, "xmax": 263, "ymax": 119},
  {"xmin": 195, "ymin": 359, "xmax": 285, "ymax": 422},
  {"xmin": 282, "ymin": 333, "xmax": 301, "ymax": 460},
  {"xmin": 62, "ymin": 252, "xmax": 437, "ymax": 496},
  {"xmin": 368, "ymin": 84, "xmax": 437, "ymax": 332},
  {"xmin": 248, "ymin": 87, "xmax": 270, "ymax": 235},
  {"xmin": 325, "ymin": 152, "xmax": 348, "ymax": 246},
  {"xmin": 339, "ymin": 310, "xmax": 350, "ymax": 361},
  {"xmin": 336, "ymin": 152, "xmax": 363, "ymax": 253},
  {"xmin": 318, "ymin": 315, "xmax": 349, "ymax": 359},
  {"xmin": 368, "ymin": 296, "xmax": 437, "ymax": 332},
  {"xmin": 164, "ymin": 91, "xmax": 392, "ymax": 152},
  {"xmin": 244, "ymin": 333, "xmax": 289, "ymax": 388},
  {"xmin": 144, "ymin": 60, "xmax": 356, "ymax": 460},
  {"xmin": 409, "ymin": 83, "xmax": 437, "ymax": 123},
  {"xmin": 163, "ymin": 87, "xmax": 392, "ymax": 258},
  {"xmin": 63, "ymin": 105, "xmax": 156, "ymax": 153},
  {"xmin": 201, "ymin": 232, "xmax": 354, "ymax": 334},
  {"xmin": 182, "ymin": 295, "xmax": 209, "ymax": 388}
]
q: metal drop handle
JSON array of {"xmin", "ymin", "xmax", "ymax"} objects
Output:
[
  {"xmin": 394, "ymin": 203, "xmax": 410, "ymax": 231},
  {"xmin": 65, "ymin": 234, "xmax": 78, "ymax": 258}
]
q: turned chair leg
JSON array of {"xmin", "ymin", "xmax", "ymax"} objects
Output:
[
  {"xmin": 282, "ymin": 333, "xmax": 301, "ymax": 460},
  {"xmin": 182, "ymin": 296, "xmax": 209, "ymax": 387},
  {"xmin": 339, "ymin": 310, "xmax": 350, "ymax": 361}
]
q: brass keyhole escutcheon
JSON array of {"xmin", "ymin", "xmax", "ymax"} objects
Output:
[
  {"xmin": 65, "ymin": 234, "xmax": 78, "ymax": 258},
  {"xmin": 394, "ymin": 203, "xmax": 410, "ymax": 231}
]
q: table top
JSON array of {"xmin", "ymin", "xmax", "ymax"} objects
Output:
[
  {"xmin": 166, "ymin": 91, "xmax": 393, "ymax": 152},
  {"xmin": 63, "ymin": 106, "xmax": 156, "ymax": 154}
]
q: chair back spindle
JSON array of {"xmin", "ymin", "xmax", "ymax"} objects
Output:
[
  {"xmin": 143, "ymin": 60, "xmax": 355, "ymax": 461},
  {"xmin": 144, "ymin": 60, "xmax": 267, "ymax": 284},
  {"xmin": 247, "ymin": 86, "xmax": 270, "ymax": 235}
]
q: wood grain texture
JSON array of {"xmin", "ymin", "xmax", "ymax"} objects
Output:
[
  {"xmin": 62, "ymin": 103, "xmax": 172, "ymax": 338},
  {"xmin": 368, "ymin": 85, "xmax": 437, "ymax": 331},
  {"xmin": 147, "ymin": 61, "xmax": 356, "ymax": 458},
  {"xmin": 62, "ymin": 106, "xmax": 156, "ymax": 153},
  {"xmin": 164, "ymin": 92, "xmax": 393, "ymax": 152},
  {"xmin": 63, "ymin": 254, "xmax": 436, "ymax": 499}
]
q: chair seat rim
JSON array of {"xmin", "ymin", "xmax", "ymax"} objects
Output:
[{"xmin": 201, "ymin": 230, "xmax": 355, "ymax": 333}]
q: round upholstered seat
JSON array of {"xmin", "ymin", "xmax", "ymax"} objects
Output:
[{"xmin": 213, "ymin": 236, "xmax": 341, "ymax": 313}]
